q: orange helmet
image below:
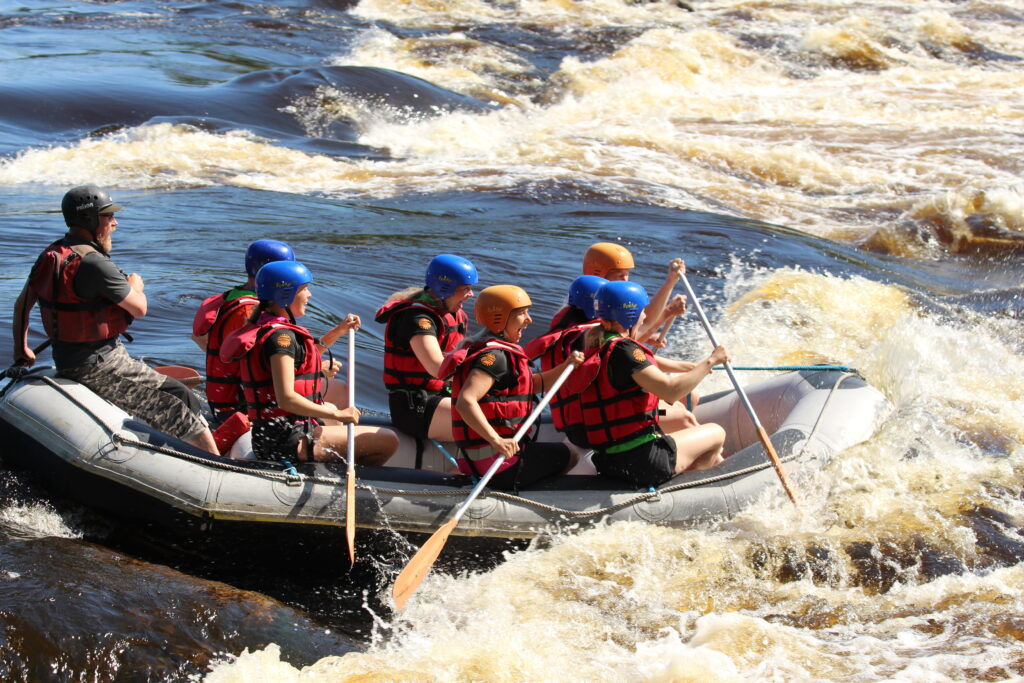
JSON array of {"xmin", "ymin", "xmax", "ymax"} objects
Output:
[
  {"xmin": 583, "ymin": 242, "xmax": 634, "ymax": 278},
  {"xmin": 475, "ymin": 285, "xmax": 532, "ymax": 333}
]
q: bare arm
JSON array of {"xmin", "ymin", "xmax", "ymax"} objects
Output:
[
  {"xmin": 316, "ymin": 313, "xmax": 360, "ymax": 350},
  {"xmin": 116, "ymin": 273, "xmax": 148, "ymax": 318},
  {"xmin": 636, "ymin": 258, "xmax": 683, "ymax": 341},
  {"xmin": 410, "ymin": 333, "xmax": 445, "ymax": 378},
  {"xmin": 456, "ymin": 368, "xmax": 519, "ymax": 459},
  {"xmin": 12, "ymin": 283, "xmax": 37, "ymax": 365},
  {"xmin": 655, "ymin": 356, "xmax": 697, "ymax": 373},
  {"xmin": 191, "ymin": 333, "xmax": 208, "ymax": 351},
  {"xmin": 633, "ymin": 345, "xmax": 730, "ymax": 404},
  {"xmin": 270, "ymin": 352, "xmax": 359, "ymax": 424}
]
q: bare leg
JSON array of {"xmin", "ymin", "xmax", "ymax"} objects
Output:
[
  {"xmin": 562, "ymin": 448, "xmax": 579, "ymax": 474},
  {"xmin": 660, "ymin": 400, "xmax": 698, "ymax": 431},
  {"xmin": 188, "ymin": 429, "xmax": 220, "ymax": 456},
  {"xmin": 306, "ymin": 424, "xmax": 399, "ymax": 465},
  {"xmin": 667, "ymin": 423, "xmax": 726, "ymax": 474},
  {"xmin": 426, "ymin": 397, "xmax": 455, "ymax": 442}
]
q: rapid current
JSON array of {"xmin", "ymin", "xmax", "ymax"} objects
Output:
[{"xmin": 0, "ymin": 0, "xmax": 1021, "ymax": 679}]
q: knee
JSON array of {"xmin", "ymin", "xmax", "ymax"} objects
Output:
[
  {"xmin": 705, "ymin": 422, "xmax": 726, "ymax": 447},
  {"xmin": 358, "ymin": 428, "xmax": 399, "ymax": 465},
  {"xmin": 382, "ymin": 428, "xmax": 400, "ymax": 456}
]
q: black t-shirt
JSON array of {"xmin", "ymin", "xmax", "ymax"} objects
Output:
[
  {"xmin": 389, "ymin": 307, "xmax": 439, "ymax": 347},
  {"xmin": 259, "ymin": 328, "xmax": 307, "ymax": 370},
  {"xmin": 47, "ymin": 237, "xmax": 133, "ymax": 369},
  {"xmin": 607, "ymin": 337, "xmax": 652, "ymax": 391},
  {"xmin": 469, "ymin": 346, "xmax": 515, "ymax": 393}
]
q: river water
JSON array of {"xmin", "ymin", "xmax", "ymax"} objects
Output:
[{"xmin": 0, "ymin": 0, "xmax": 1022, "ymax": 679}]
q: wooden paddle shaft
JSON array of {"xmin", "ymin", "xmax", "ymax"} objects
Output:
[
  {"xmin": 392, "ymin": 362, "xmax": 578, "ymax": 610},
  {"xmin": 677, "ymin": 270, "xmax": 801, "ymax": 508},
  {"xmin": 346, "ymin": 329, "xmax": 356, "ymax": 466},
  {"xmin": 450, "ymin": 363, "xmax": 576, "ymax": 525},
  {"xmin": 345, "ymin": 329, "xmax": 357, "ymax": 563}
]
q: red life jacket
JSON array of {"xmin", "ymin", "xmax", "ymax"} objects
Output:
[
  {"xmin": 220, "ymin": 313, "xmax": 323, "ymax": 423},
  {"xmin": 447, "ymin": 337, "xmax": 535, "ymax": 476},
  {"xmin": 192, "ymin": 286, "xmax": 258, "ymax": 415},
  {"xmin": 375, "ymin": 297, "xmax": 467, "ymax": 394},
  {"xmin": 28, "ymin": 238, "xmax": 132, "ymax": 344},
  {"xmin": 569, "ymin": 335, "xmax": 661, "ymax": 451},
  {"xmin": 523, "ymin": 322, "xmax": 598, "ymax": 434}
]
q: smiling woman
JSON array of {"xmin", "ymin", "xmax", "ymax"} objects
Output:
[
  {"xmin": 446, "ymin": 285, "xmax": 582, "ymax": 492},
  {"xmin": 220, "ymin": 260, "xmax": 398, "ymax": 465}
]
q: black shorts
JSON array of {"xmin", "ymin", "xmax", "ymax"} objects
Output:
[
  {"xmin": 591, "ymin": 434, "xmax": 678, "ymax": 489},
  {"xmin": 388, "ymin": 390, "xmax": 446, "ymax": 439},
  {"xmin": 252, "ymin": 417, "xmax": 314, "ymax": 462},
  {"xmin": 484, "ymin": 441, "xmax": 570, "ymax": 492}
]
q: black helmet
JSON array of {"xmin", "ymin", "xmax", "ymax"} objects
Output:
[{"xmin": 61, "ymin": 185, "xmax": 123, "ymax": 232}]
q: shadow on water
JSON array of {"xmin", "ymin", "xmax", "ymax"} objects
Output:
[
  {"xmin": 0, "ymin": 460, "xmax": 527, "ymax": 679},
  {"xmin": 0, "ymin": 524, "xmax": 361, "ymax": 680}
]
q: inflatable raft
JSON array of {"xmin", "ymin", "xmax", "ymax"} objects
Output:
[{"xmin": 0, "ymin": 367, "xmax": 891, "ymax": 541}]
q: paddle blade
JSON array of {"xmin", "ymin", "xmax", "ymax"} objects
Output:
[
  {"xmin": 154, "ymin": 365, "xmax": 204, "ymax": 388},
  {"xmin": 756, "ymin": 425, "xmax": 802, "ymax": 513},
  {"xmin": 392, "ymin": 517, "xmax": 458, "ymax": 611},
  {"xmin": 346, "ymin": 468, "xmax": 357, "ymax": 564}
]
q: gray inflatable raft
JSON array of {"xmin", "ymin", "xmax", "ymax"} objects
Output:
[{"xmin": 0, "ymin": 367, "xmax": 890, "ymax": 540}]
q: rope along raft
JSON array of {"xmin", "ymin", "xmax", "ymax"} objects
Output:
[{"xmin": 27, "ymin": 366, "xmax": 858, "ymax": 521}]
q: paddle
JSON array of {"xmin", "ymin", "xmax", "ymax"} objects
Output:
[
  {"xmin": 676, "ymin": 268, "xmax": 802, "ymax": 511},
  {"xmin": 153, "ymin": 365, "xmax": 204, "ymax": 388},
  {"xmin": 345, "ymin": 328, "xmax": 357, "ymax": 564},
  {"xmin": 391, "ymin": 362, "xmax": 577, "ymax": 610}
]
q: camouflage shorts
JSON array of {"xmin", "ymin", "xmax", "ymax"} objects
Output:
[{"xmin": 58, "ymin": 345, "xmax": 209, "ymax": 442}]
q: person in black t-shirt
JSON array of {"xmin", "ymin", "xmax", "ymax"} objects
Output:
[
  {"xmin": 12, "ymin": 186, "xmax": 218, "ymax": 454},
  {"xmin": 374, "ymin": 254, "xmax": 477, "ymax": 441},
  {"xmin": 575, "ymin": 280, "xmax": 730, "ymax": 489},
  {"xmin": 450, "ymin": 286, "xmax": 583, "ymax": 490}
]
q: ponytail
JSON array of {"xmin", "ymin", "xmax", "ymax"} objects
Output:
[{"xmin": 248, "ymin": 300, "xmax": 272, "ymax": 324}]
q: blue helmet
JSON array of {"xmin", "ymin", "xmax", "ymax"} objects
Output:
[
  {"xmin": 595, "ymin": 281, "xmax": 649, "ymax": 329},
  {"xmin": 567, "ymin": 275, "xmax": 608, "ymax": 319},
  {"xmin": 425, "ymin": 254, "xmax": 478, "ymax": 300},
  {"xmin": 245, "ymin": 239, "xmax": 295, "ymax": 278},
  {"xmin": 256, "ymin": 261, "xmax": 313, "ymax": 308}
]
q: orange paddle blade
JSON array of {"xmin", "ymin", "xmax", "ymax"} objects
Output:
[
  {"xmin": 154, "ymin": 365, "xmax": 203, "ymax": 388},
  {"xmin": 392, "ymin": 517, "xmax": 458, "ymax": 611},
  {"xmin": 346, "ymin": 468, "xmax": 357, "ymax": 564},
  {"xmin": 756, "ymin": 426, "xmax": 801, "ymax": 512}
]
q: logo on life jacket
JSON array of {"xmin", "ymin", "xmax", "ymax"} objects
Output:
[
  {"xmin": 479, "ymin": 352, "xmax": 496, "ymax": 366},
  {"xmin": 632, "ymin": 347, "xmax": 646, "ymax": 362},
  {"xmin": 417, "ymin": 317, "xmax": 433, "ymax": 330},
  {"xmin": 275, "ymin": 333, "xmax": 292, "ymax": 348}
]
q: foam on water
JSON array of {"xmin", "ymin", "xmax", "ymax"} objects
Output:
[
  {"xmin": 3, "ymin": 3, "xmax": 1021, "ymax": 259},
  {"xmin": 205, "ymin": 269, "xmax": 1024, "ymax": 681}
]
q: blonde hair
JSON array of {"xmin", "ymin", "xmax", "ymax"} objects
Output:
[{"xmin": 386, "ymin": 285, "xmax": 427, "ymax": 304}]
